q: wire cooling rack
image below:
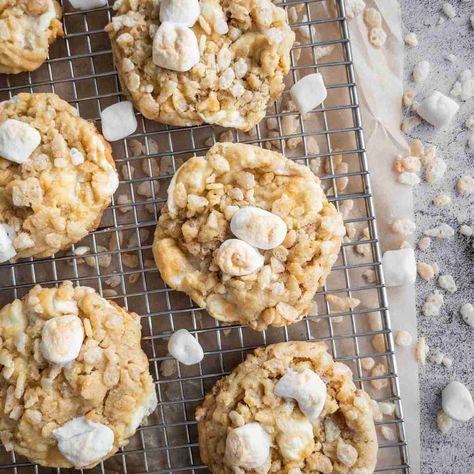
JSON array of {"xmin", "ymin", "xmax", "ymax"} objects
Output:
[{"xmin": 0, "ymin": 0, "xmax": 411, "ymax": 472}]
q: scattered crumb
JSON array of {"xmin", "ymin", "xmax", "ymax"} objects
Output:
[
  {"xmin": 417, "ymin": 262, "xmax": 435, "ymax": 281},
  {"xmin": 412, "ymin": 60, "xmax": 430, "ymax": 83},
  {"xmin": 459, "ymin": 224, "xmax": 473, "ymax": 237},
  {"xmin": 423, "ymin": 290, "xmax": 444, "ymax": 317},
  {"xmin": 371, "ymin": 334, "xmax": 386, "ymax": 352},
  {"xmin": 326, "ymin": 294, "xmax": 361, "ymax": 311},
  {"xmin": 368, "ymin": 312, "xmax": 383, "ymax": 331},
  {"xmin": 392, "ymin": 218, "xmax": 416, "ymax": 236},
  {"xmin": 368, "ymin": 26, "xmax": 387, "ymax": 47},
  {"xmin": 395, "ymin": 330, "xmax": 413, "ymax": 347},
  {"xmin": 404, "ymin": 32, "xmax": 418, "ymax": 47},
  {"xmin": 160, "ymin": 358, "xmax": 177, "ymax": 377},
  {"xmin": 364, "ymin": 8, "xmax": 382, "ymax": 28},
  {"xmin": 446, "ymin": 53, "xmax": 457, "ymax": 63},
  {"xmin": 438, "ymin": 274, "xmax": 457, "ymax": 293},
  {"xmin": 122, "ymin": 253, "xmax": 140, "ymax": 269},
  {"xmin": 401, "ymin": 116, "xmax": 422, "ymax": 133},
  {"xmin": 102, "ymin": 289, "xmax": 117, "ymax": 298},
  {"xmin": 424, "ymin": 223, "xmax": 455, "ymax": 239},
  {"xmin": 417, "ymin": 237, "xmax": 431, "ymax": 251},
  {"xmin": 345, "ymin": 0, "xmax": 366, "ymax": 19},
  {"xmin": 370, "ymin": 363, "xmax": 389, "ymax": 390},
  {"xmin": 424, "ymin": 157, "xmax": 447, "ymax": 183},
  {"xmin": 362, "ymin": 269, "xmax": 376, "ymax": 283},
  {"xmin": 379, "ymin": 402, "xmax": 396, "ymax": 416},
  {"xmin": 361, "ymin": 357, "xmax": 375, "ymax": 371},
  {"xmin": 117, "ymin": 194, "xmax": 132, "ymax": 213},
  {"xmin": 432, "ymin": 194, "xmax": 451, "ymax": 206},
  {"xmin": 436, "ymin": 410, "xmax": 453, "ymax": 433},
  {"xmin": 381, "ymin": 425, "xmax": 397, "ymax": 441},
  {"xmin": 456, "ymin": 175, "xmax": 474, "ymax": 196},
  {"xmin": 442, "ymin": 356, "xmax": 453, "ymax": 368},
  {"xmin": 466, "ymin": 116, "xmax": 474, "ymax": 130},
  {"xmin": 442, "ymin": 3, "xmax": 456, "ymax": 19},
  {"xmin": 460, "ymin": 303, "xmax": 474, "ymax": 327},
  {"xmin": 105, "ymin": 275, "xmax": 121, "ymax": 288},
  {"xmin": 398, "ymin": 171, "xmax": 421, "ymax": 185},
  {"xmin": 402, "ymin": 91, "xmax": 416, "ymax": 107},
  {"xmin": 416, "ymin": 337, "xmax": 428, "ymax": 365}
]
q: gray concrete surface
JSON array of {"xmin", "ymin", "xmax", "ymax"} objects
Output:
[{"xmin": 400, "ymin": 1, "xmax": 474, "ymax": 472}]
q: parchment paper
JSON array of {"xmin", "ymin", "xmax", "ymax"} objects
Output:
[{"xmin": 347, "ymin": 0, "xmax": 420, "ymax": 471}]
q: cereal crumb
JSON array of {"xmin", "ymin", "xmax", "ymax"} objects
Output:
[
  {"xmin": 364, "ymin": 8, "xmax": 382, "ymax": 28},
  {"xmin": 460, "ymin": 303, "xmax": 474, "ymax": 327},
  {"xmin": 423, "ymin": 290, "xmax": 444, "ymax": 317},
  {"xmin": 459, "ymin": 224, "xmax": 473, "ymax": 237},
  {"xmin": 417, "ymin": 262, "xmax": 435, "ymax": 281},
  {"xmin": 395, "ymin": 330, "xmax": 413, "ymax": 347},
  {"xmin": 438, "ymin": 274, "xmax": 457, "ymax": 293},
  {"xmin": 437, "ymin": 410, "xmax": 453, "ymax": 433},
  {"xmin": 391, "ymin": 218, "xmax": 416, "ymax": 236},
  {"xmin": 416, "ymin": 337, "xmax": 428, "ymax": 365},
  {"xmin": 424, "ymin": 223, "xmax": 454, "ymax": 239},
  {"xmin": 442, "ymin": 3, "xmax": 456, "ymax": 19},
  {"xmin": 432, "ymin": 194, "xmax": 451, "ymax": 206},
  {"xmin": 404, "ymin": 32, "xmax": 418, "ymax": 47},
  {"xmin": 417, "ymin": 237, "xmax": 431, "ymax": 251},
  {"xmin": 456, "ymin": 175, "xmax": 474, "ymax": 196},
  {"xmin": 370, "ymin": 363, "xmax": 388, "ymax": 390},
  {"xmin": 381, "ymin": 425, "xmax": 397, "ymax": 441},
  {"xmin": 368, "ymin": 27, "xmax": 387, "ymax": 47},
  {"xmin": 398, "ymin": 171, "xmax": 421, "ymax": 186},
  {"xmin": 361, "ymin": 357, "xmax": 375, "ymax": 371}
]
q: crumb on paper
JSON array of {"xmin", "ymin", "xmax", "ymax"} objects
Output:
[
  {"xmin": 432, "ymin": 194, "xmax": 451, "ymax": 206},
  {"xmin": 459, "ymin": 224, "xmax": 473, "ymax": 237},
  {"xmin": 416, "ymin": 336, "xmax": 428, "ymax": 365},
  {"xmin": 417, "ymin": 262, "xmax": 435, "ymax": 281},
  {"xmin": 412, "ymin": 60, "xmax": 430, "ymax": 83},
  {"xmin": 423, "ymin": 290, "xmax": 444, "ymax": 317},
  {"xmin": 395, "ymin": 330, "xmax": 413, "ymax": 347},
  {"xmin": 370, "ymin": 363, "xmax": 389, "ymax": 390},
  {"xmin": 404, "ymin": 32, "xmax": 418, "ymax": 47},
  {"xmin": 368, "ymin": 27, "xmax": 387, "ymax": 47},
  {"xmin": 402, "ymin": 91, "xmax": 416, "ymax": 108},
  {"xmin": 364, "ymin": 8, "xmax": 382, "ymax": 28},
  {"xmin": 423, "ymin": 223, "xmax": 455, "ymax": 239},
  {"xmin": 391, "ymin": 218, "xmax": 416, "ymax": 236},
  {"xmin": 438, "ymin": 274, "xmax": 457, "ymax": 293},
  {"xmin": 442, "ymin": 3, "xmax": 456, "ymax": 19},
  {"xmin": 361, "ymin": 357, "xmax": 375, "ymax": 371},
  {"xmin": 417, "ymin": 237, "xmax": 431, "ymax": 251},
  {"xmin": 437, "ymin": 410, "xmax": 453, "ymax": 433},
  {"xmin": 456, "ymin": 175, "xmax": 474, "ymax": 196}
]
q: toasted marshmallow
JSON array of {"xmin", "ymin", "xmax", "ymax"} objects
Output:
[
  {"xmin": 417, "ymin": 91, "xmax": 459, "ymax": 128},
  {"xmin": 0, "ymin": 224, "xmax": 16, "ymax": 263},
  {"xmin": 215, "ymin": 239, "xmax": 264, "ymax": 276},
  {"xmin": 53, "ymin": 417, "xmax": 114, "ymax": 467},
  {"xmin": 168, "ymin": 328, "xmax": 204, "ymax": 365},
  {"xmin": 290, "ymin": 73, "xmax": 327, "ymax": 114},
  {"xmin": 69, "ymin": 0, "xmax": 108, "ymax": 10},
  {"xmin": 160, "ymin": 0, "xmax": 200, "ymax": 27},
  {"xmin": 230, "ymin": 207, "xmax": 287, "ymax": 250},
  {"xmin": 40, "ymin": 315, "xmax": 84, "ymax": 366},
  {"xmin": 274, "ymin": 368, "xmax": 327, "ymax": 422},
  {"xmin": 100, "ymin": 101, "xmax": 137, "ymax": 142},
  {"xmin": 0, "ymin": 119, "xmax": 41, "ymax": 164},
  {"xmin": 276, "ymin": 415, "xmax": 315, "ymax": 461},
  {"xmin": 152, "ymin": 22, "xmax": 200, "ymax": 72},
  {"xmin": 225, "ymin": 422, "xmax": 271, "ymax": 469},
  {"xmin": 442, "ymin": 381, "xmax": 474, "ymax": 422}
]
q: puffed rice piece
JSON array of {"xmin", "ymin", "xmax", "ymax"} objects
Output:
[
  {"xmin": 391, "ymin": 218, "xmax": 416, "ymax": 236},
  {"xmin": 417, "ymin": 262, "xmax": 435, "ymax": 281},
  {"xmin": 432, "ymin": 194, "xmax": 451, "ymax": 206},
  {"xmin": 417, "ymin": 237, "xmax": 431, "ymax": 251},
  {"xmin": 460, "ymin": 303, "xmax": 474, "ymax": 327},
  {"xmin": 437, "ymin": 410, "xmax": 453, "ymax": 433},
  {"xmin": 368, "ymin": 27, "xmax": 387, "ymax": 47},
  {"xmin": 438, "ymin": 274, "xmax": 457, "ymax": 293},
  {"xmin": 424, "ymin": 223, "xmax": 455, "ymax": 239},
  {"xmin": 459, "ymin": 224, "xmax": 473, "ymax": 237},
  {"xmin": 404, "ymin": 32, "xmax": 418, "ymax": 47},
  {"xmin": 415, "ymin": 337, "xmax": 428, "ymax": 365},
  {"xmin": 423, "ymin": 290, "xmax": 444, "ymax": 317},
  {"xmin": 456, "ymin": 175, "xmax": 474, "ymax": 196},
  {"xmin": 364, "ymin": 8, "xmax": 382, "ymax": 28},
  {"xmin": 395, "ymin": 330, "xmax": 413, "ymax": 347}
]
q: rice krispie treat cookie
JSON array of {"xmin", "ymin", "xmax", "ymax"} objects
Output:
[
  {"xmin": 106, "ymin": 0, "xmax": 295, "ymax": 131},
  {"xmin": 0, "ymin": 93, "xmax": 119, "ymax": 262},
  {"xmin": 0, "ymin": 0, "xmax": 63, "ymax": 74},
  {"xmin": 153, "ymin": 143, "xmax": 345, "ymax": 330},
  {"xmin": 0, "ymin": 281, "xmax": 157, "ymax": 469},
  {"xmin": 196, "ymin": 342, "xmax": 378, "ymax": 474}
]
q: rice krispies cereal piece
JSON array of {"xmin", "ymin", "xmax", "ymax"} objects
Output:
[
  {"xmin": 153, "ymin": 142, "xmax": 345, "ymax": 330},
  {"xmin": 106, "ymin": 0, "xmax": 295, "ymax": 131}
]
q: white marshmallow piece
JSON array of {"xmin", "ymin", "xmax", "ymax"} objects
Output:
[
  {"xmin": 0, "ymin": 119, "xmax": 41, "ymax": 164},
  {"xmin": 290, "ymin": 73, "xmax": 327, "ymax": 114},
  {"xmin": 215, "ymin": 239, "xmax": 264, "ymax": 276},
  {"xmin": 159, "ymin": 0, "xmax": 200, "ymax": 27},
  {"xmin": 381, "ymin": 248, "xmax": 416, "ymax": 287},
  {"xmin": 225, "ymin": 423, "xmax": 271, "ymax": 469},
  {"xmin": 168, "ymin": 329, "xmax": 204, "ymax": 365},
  {"xmin": 53, "ymin": 417, "xmax": 114, "ymax": 467},
  {"xmin": 126, "ymin": 390, "xmax": 158, "ymax": 436},
  {"xmin": 68, "ymin": 0, "xmax": 107, "ymax": 10},
  {"xmin": 230, "ymin": 206, "xmax": 287, "ymax": 250},
  {"xmin": 417, "ymin": 91, "xmax": 459, "ymax": 128},
  {"xmin": 274, "ymin": 368, "xmax": 327, "ymax": 422},
  {"xmin": 40, "ymin": 315, "xmax": 85, "ymax": 366},
  {"xmin": 441, "ymin": 381, "xmax": 474, "ymax": 422},
  {"xmin": 0, "ymin": 224, "xmax": 16, "ymax": 263},
  {"xmin": 152, "ymin": 22, "xmax": 200, "ymax": 72},
  {"xmin": 100, "ymin": 102, "xmax": 137, "ymax": 142},
  {"xmin": 276, "ymin": 415, "xmax": 315, "ymax": 461}
]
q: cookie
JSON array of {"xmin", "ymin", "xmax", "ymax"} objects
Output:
[
  {"xmin": 153, "ymin": 142, "xmax": 345, "ymax": 330},
  {"xmin": 196, "ymin": 342, "xmax": 378, "ymax": 474},
  {"xmin": 106, "ymin": 0, "xmax": 295, "ymax": 131},
  {"xmin": 0, "ymin": 281, "xmax": 157, "ymax": 469},
  {"xmin": 0, "ymin": 0, "xmax": 63, "ymax": 74},
  {"xmin": 0, "ymin": 93, "xmax": 119, "ymax": 261}
]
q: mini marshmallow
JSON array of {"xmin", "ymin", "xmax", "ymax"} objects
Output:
[
  {"xmin": 412, "ymin": 60, "xmax": 430, "ymax": 83},
  {"xmin": 230, "ymin": 207, "xmax": 287, "ymax": 250},
  {"xmin": 225, "ymin": 423, "xmax": 271, "ymax": 469},
  {"xmin": 40, "ymin": 315, "xmax": 84, "ymax": 366},
  {"xmin": 152, "ymin": 22, "xmax": 200, "ymax": 72},
  {"xmin": 168, "ymin": 328, "xmax": 204, "ymax": 365},
  {"xmin": 460, "ymin": 303, "xmax": 474, "ymax": 327},
  {"xmin": 70, "ymin": 147, "xmax": 84, "ymax": 165},
  {"xmin": 441, "ymin": 381, "xmax": 474, "ymax": 422},
  {"xmin": 290, "ymin": 73, "xmax": 327, "ymax": 114},
  {"xmin": 69, "ymin": 0, "xmax": 107, "ymax": 10},
  {"xmin": 53, "ymin": 417, "xmax": 114, "ymax": 467},
  {"xmin": 274, "ymin": 368, "xmax": 326, "ymax": 422},
  {"xmin": 417, "ymin": 91, "xmax": 459, "ymax": 128},
  {"xmin": 0, "ymin": 224, "xmax": 16, "ymax": 263},
  {"xmin": 381, "ymin": 248, "xmax": 416, "ymax": 287},
  {"xmin": 0, "ymin": 119, "xmax": 41, "ymax": 164},
  {"xmin": 276, "ymin": 415, "xmax": 315, "ymax": 461},
  {"xmin": 159, "ymin": 0, "xmax": 200, "ymax": 27},
  {"xmin": 100, "ymin": 102, "xmax": 137, "ymax": 142},
  {"xmin": 215, "ymin": 239, "xmax": 264, "ymax": 276}
]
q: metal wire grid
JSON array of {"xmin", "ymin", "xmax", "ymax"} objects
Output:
[{"xmin": 0, "ymin": 0, "xmax": 411, "ymax": 472}]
